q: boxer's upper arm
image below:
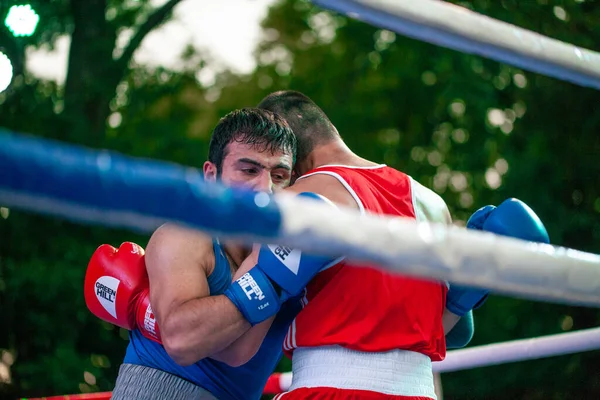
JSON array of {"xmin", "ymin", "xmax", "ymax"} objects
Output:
[
  {"xmin": 284, "ymin": 174, "xmax": 360, "ymax": 210},
  {"xmin": 412, "ymin": 182, "xmax": 474, "ymax": 340},
  {"xmin": 145, "ymin": 223, "xmax": 214, "ymax": 332},
  {"xmin": 411, "ymin": 178, "xmax": 452, "ymax": 225}
]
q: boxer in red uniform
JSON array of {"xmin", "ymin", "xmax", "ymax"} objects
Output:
[
  {"xmin": 257, "ymin": 91, "xmax": 446, "ymax": 399},
  {"xmin": 222, "ymin": 90, "xmax": 548, "ymax": 400}
]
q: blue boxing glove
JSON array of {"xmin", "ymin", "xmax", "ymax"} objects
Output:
[
  {"xmin": 446, "ymin": 198, "xmax": 550, "ymax": 317},
  {"xmin": 225, "ymin": 192, "xmax": 343, "ymax": 325},
  {"xmin": 466, "ymin": 199, "xmax": 549, "ymax": 243}
]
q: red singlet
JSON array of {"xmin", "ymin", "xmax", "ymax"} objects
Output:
[{"xmin": 280, "ymin": 164, "xmax": 450, "ymax": 400}]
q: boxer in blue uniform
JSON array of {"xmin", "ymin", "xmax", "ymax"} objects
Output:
[
  {"xmin": 85, "ymin": 108, "xmax": 300, "ymax": 399},
  {"xmin": 116, "ymin": 239, "xmax": 301, "ymax": 400}
]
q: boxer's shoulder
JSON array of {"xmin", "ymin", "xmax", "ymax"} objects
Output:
[
  {"xmin": 287, "ymin": 173, "xmax": 358, "ymax": 210},
  {"xmin": 409, "ymin": 177, "xmax": 451, "ymax": 225},
  {"xmin": 146, "ymin": 223, "xmax": 216, "ymax": 276}
]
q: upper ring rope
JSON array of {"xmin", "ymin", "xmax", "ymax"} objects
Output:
[
  {"xmin": 1, "ymin": 129, "xmax": 600, "ymax": 307},
  {"xmin": 314, "ymin": 0, "xmax": 600, "ymax": 90}
]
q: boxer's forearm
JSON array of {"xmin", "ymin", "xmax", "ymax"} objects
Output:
[
  {"xmin": 442, "ymin": 308, "xmax": 461, "ymax": 334},
  {"xmin": 210, "ymin": 316, "xmax": 276, "ymax": 366},
  {"xmin": 161, "ymin": 294, "xmax": 251, "ymax": 366},
  {"xmin": 445, "ymin": 309, "xmax": 475, "ymax": 349}
]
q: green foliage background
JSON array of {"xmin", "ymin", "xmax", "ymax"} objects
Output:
[{"xmin": 1, "ymin": 0, "xmax": 599, "ymax": 399}]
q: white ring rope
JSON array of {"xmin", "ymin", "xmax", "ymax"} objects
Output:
[
  {"xmin": 266, "ymin": 327, "xmax": 600, "ymax": 392},
  {"xmin": 314, "ymin": 0, "xmax": 600, "ymax": 90},
  {"xmin": 277, "ymin": 194, "xmax": 600, "ymax": 307}
]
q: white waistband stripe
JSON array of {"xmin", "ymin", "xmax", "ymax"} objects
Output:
[{"xmin": 289, "ymin": 346, "xmax": 436, "ymax": 399}]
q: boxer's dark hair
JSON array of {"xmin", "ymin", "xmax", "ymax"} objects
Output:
[
  {"xmin": 257, "ymin": 90, "xmax": 339, "ymax": 163},
  {"xmin": 208, "ymin": 108, "xmax": 296, "ymax": 173}
]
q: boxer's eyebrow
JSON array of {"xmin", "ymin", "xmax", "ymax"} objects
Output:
[{"xmin": 238, "ymin": 158, "xmax": 291, "ymax": 171}]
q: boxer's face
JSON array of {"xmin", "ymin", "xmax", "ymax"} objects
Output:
[{"xmin": 203, "ymin": 141, "xmax": 293, "ymax": 194}]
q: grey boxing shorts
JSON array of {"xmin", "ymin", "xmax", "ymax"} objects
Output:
[{"xmin": 110, "ymin": 363, "xmax": 218, "ymax": 400}]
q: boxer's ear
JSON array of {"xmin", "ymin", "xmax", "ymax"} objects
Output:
[{"xmin": 203, "ymin": 161, "xmax": 218, "ymax": 182}]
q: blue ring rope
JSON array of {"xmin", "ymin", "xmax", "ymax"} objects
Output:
[{"xmin": 0, "ymin": 129, "xmax": 283, "ymax": 238}]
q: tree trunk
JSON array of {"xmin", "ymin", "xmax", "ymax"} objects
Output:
[
  {"xmin": 62, "ymin": 0, "xmax": 184, "ymax": 146},
  {"xmin": 62, "ymin": 0, "xmax": 116, "ymax": 145}
]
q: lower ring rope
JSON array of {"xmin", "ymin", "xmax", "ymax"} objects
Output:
[
  {"xmin": 24, "ymin": 327, "xmax": 600, "ymax": 399},
  {"xmin": 263, "ymin": 326, "xmax": 600, "ymax": 394}
]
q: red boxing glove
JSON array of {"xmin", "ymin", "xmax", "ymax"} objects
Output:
[{"xmin": 84, "ymin": 242, "xmax": 162, "ymax": 343}]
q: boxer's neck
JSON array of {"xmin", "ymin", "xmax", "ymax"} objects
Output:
[{"xmin": 298, "ymin": 139, "xmax": 379, "ymax": 175}]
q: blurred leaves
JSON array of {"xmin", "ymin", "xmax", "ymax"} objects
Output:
[{"xmin": 1, "ymin": 0, "xmax": 600, "ymax": 399}]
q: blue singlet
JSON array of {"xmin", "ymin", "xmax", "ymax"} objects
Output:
[{"xmin": 123, "ymin": 240, "xmax": 300, "ymax": 400}]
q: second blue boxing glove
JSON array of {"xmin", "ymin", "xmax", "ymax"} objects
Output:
[{"xmin": 446, "ymin": 198, "xmax": 550, "ymax": 316}]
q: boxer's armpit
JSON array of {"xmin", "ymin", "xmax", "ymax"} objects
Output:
[{"xmin": 231, "ymin": 244, "xmax": 260, "ymax": 281}]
